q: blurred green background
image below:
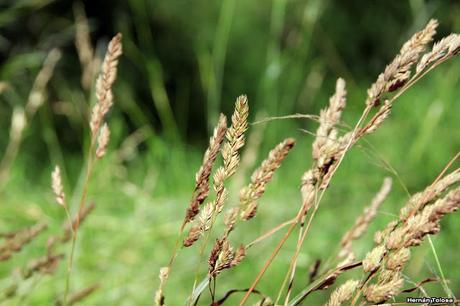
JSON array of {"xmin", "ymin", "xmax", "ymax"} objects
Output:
[{"xmin": 1, "ymin": 0, "xmax": 460, "ymax": 305}]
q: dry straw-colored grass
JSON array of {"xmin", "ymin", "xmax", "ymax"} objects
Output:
[{"xmin": 156, "ymin": 19, "xmax": 460, "ymax": 306}]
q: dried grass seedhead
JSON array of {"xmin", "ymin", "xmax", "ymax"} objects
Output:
[
  {"xmin": 325, "ymin": 279, "xmax": 360, "ymax": 306},
  {"xmin": 208, "ymin": 238, "xmax": 245, "ymax": 277},
  {"xmin": 183, "ymin": 224, "xmax": 202, "ymax": 248},
  {"xmin": 183, "ymin": 196, "xmax": 222, "ymax": 247},
  {"xmin": 222, "ymin": 95, "xmax": 249, "ymax": 178},
  {"xmin": 0, "ymin": 222, "xmax": 47, "ymax": 262},
  {"xmin": 224, "ymin": 207, "xmax": 239, "ymax": 235},
  {"xmin": 23, "ymin": 253, "xmax": 64, "ymax": 279},
  {"xmin": 399, "ymin": 169, "xmax": 460, "ymax": 221},
  {"xmin": 363, "ymin": 272, "xmax": 404, "ymax": 304},
  {"xmin": 386, "ymin": 248, "xmax": 411, "ymax": 271},
  {"xmin": 209, "ymin": 238, "xmax": 233, "ymax": 277},
  {"xmin": 312, "ymin": 78, "xmax": 346, "ymax": 160},
  {"xmin": 400, "ymin": 19, "xmax": 439, "ymax": 56},
  {"xmin": 185, "ymin": 114, "xmax": 227, "ymax": 223},
  {"xmin": 51, "ymin": 166, "xmax": 66, "ymax": 206},
  {"xmin": 96, "ymin": 123, "xmax": 110, "ymax": 159},
  {"xmin": 417, "ymin": 33, "xmax": 460, "ymax": 73},
  {"xmin": 74, "ymin": 2, "xmax": 95, "ymax": 89},
  {"xmin": 154, "ymin": 267, "xmax": 170, "ymax": 306},
  {"xmin": 366, "ymin": 19, "xmax": 438, "ymax": 106},
  {"xmin": 240, "ymin": 138, "xmax": 296, "ymax": 220},
  {"xmin": 65, "ymin": 284, "xmax": 100, "ymax": 306},
  {"xmin": 363, "ymin": 245, "xmax": 386, "ymax": 273},
  {"xmin": 90, "ymin": 33, "xmax": 123, "ymax": 136}
]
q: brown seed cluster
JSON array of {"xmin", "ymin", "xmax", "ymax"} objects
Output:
[
  {"xmin": 90, "ymin": 33, "xmax": 122, "ymax": 136},
  {"xmin": 359, "ymin": 174, "xmax": 460, "ymax": 304},
  {"xmin": 366, "ymin": 19, "xmax": 438, "ymax": 107},
  {"xmin": 325, "ymin": 279, "xmax": 360, "ymax": 306},
  {"xmin": 0, "ymin": 222, "xmax": 47, "ymax": 261},
  {"xmin": 185, "ymin": 114, "xmax": 227, "ymax": 224},
  {"xmin": 208, "ymin": 237, "xmax": 245, "ymax": 277},
  {"xmin": 183, "ymin": 97, "xmax": 248, "ymax": 247},
  {"xmin": 159, "ymin": 18, "xmax": 460, "ymax": 305},
  {"xmin": 300, "ymin": 78, "xmax": 349, "ymax": 211}
]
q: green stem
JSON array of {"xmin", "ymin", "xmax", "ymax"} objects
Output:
[
  {"xmin": 428, "ymin": 236, "xmax": 455, "ymax": 299},
  {"xmin": 63, "ymin": 141, "xmax": 95, "ymax": 305}
]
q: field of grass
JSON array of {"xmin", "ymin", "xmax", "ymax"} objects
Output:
[{"xmin": 1, "ymin": 1, "xmax": 460, "ymax": 305}]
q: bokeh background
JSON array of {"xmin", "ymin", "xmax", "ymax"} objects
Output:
[{"xmin": 1, "ymin": 0, "xmax": 460, "ymax": 305}]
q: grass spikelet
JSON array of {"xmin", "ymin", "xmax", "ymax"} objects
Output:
[
  {"xmin": 224, "ymin": 207, "xmax": 239, "ymax": 235},
  {"xmin": 240, "ymin": 138, "xmax": 296, "ymax": 220},
  {"xmin": 51, "ymin": 166, "xmax": 66, "ymax": 206},
  {"xmin": 400, "ymin": 19, "xmax": 438, "ymax": 56},
  {"xmin": 74, "ymin": 2, "xmax": 95, "ymax": 89},
  {"xmin": 66, "ymin": 284, "xmax": 100, "ymax": 306},
  {"xmin": 185, "ymin": 114, "xmax": 227, "ymax": 224},
  {"xmin": 363, "ymin": 272, "xmax": 404, "ymax": 304},
  {"xmin": 399, "ymin": 168, "xmax": 460, "ymax": 221},
  {"xmin": 386, "ymin": 248, "xmax": 411, "ymax": 271},
  {"xmin": 222, "ymin": 95, "xmax": 249, "ymax": 178},
  {"xmin": 209, "ymin": 237, "xmax": 234, "ymax": 277},
  {"xmin": 417, "ymin": 34, "xmax": 460, "ymax": 73},
  {"xmin": 312, "ymin": 78, "xmax": 346, "ymax": 160},
  {"xmin": 90, "ymin": 33, "xmax": 123, "ymax": 136},
  {"xmin": 154, "ymin": 267, "xmax": 169, "ymax": 306},
  {"xmin": 96, "ymin": 123, "xmax": 110, "ymax": 159},
  {"xmin": 183, "ymin": 98, "xmax": 248, "ymax": 246},
  {"xmin": 0, "ymin": 223, "xmax": 47, "ymax": 261},
  {"xmin": 23, "ymin": 253, "xmax": 64, "ymax": 279},
  {"xmin": 366, "ymin": 19, "xmax": 438, "ymax": 106},
  {"xmin": 325, "ymin": 279, "xmax": 359, "ymax": 306},
  {"xmin": 362, "ymin": 245, "xmax": 386, "ymax": 273}
]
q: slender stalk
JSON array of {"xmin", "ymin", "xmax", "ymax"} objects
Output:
[
  {"xmin": 238, "ymin": 201, "xmax": 308, "ymax": 305},
  {"xmin": 188, "ymin": 207, "xmax": 220, "ymax": 304},
  {"xmin": 63, "ymin": 141, "xmax": 95, "ymax": 305},
  {"xmin": 246, "ymin": 218, "xmax": 296, "ymax": 249},
  {"xmin": 62, "ymin": 204, "xmax": 74, "ymax": 305},
  {"xmin": 428, "ymin": 236, "xmax": 455, "ymax": 299},
  {"xmin": 282, "ymin": 186, "xmax": 319, "ymax": 305}
]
